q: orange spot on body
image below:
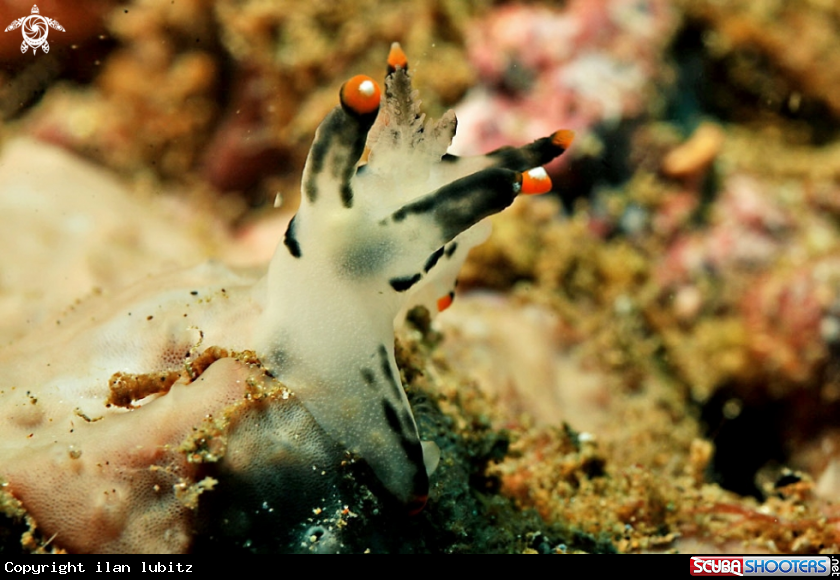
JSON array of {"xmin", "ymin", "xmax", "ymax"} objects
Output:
[
  {"xmin": 437, "ymin": 293, "xmax": 454, "ymax": 312},
  {"xmin": 340, "ymin": 75, "xmax": 381, "ymax": 115}
]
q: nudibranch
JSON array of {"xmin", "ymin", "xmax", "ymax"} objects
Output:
[
  {"xmin": 255, "ymin": 43, "xmax": 573, "ymax": 511},
  {"xmin": 0, "ymin": 43, "xmax": 572, "ymax": 553}
]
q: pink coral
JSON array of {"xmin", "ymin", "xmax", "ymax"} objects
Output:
[{"xmin": 451, "ymin": 0, "xmax": 677, "ymax": 171}]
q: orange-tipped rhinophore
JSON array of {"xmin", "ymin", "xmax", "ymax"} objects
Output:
[
  {"xmin": 340, "ymin": 75, "xmax": 382, "ymax": 116},
  {"xmin": 552, "ymin": 129, "xmax": 575, "ymax": 151},
  {"xmin": 388, "ymin": 42, "xmax": 408, "ymax": 72},
  {"xmin": 520, "ymin": 166, "xmax": 553, "ymax": 195}
]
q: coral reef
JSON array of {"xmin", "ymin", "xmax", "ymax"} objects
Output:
[
  {"xmin": 450, "ymin": 0, "xmax": 678, "ymax": 176},
  {"xmin": 22, "ymin": 0, "xmax": 221, "ymax": 180},
  {"xmin": 2, "ymin": 0, "xmax": 840, "ymax": 556},
  {"xmin": 677, "ymin": 0, "xmax": 840, "ymax": 126}
]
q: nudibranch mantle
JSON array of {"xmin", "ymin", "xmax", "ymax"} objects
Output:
[{"xmin": 255, "ymin": 43, "xmax": 573, "ymax": 508}]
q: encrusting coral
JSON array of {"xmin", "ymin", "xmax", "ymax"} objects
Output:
[{"xmin": 0, "ymin": 44, "xmax": 572, "ymax": 553}]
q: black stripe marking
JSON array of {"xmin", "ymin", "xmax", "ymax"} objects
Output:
[
  {"xmin": 391, "ymin": 168, "xmax": 519, "ymax": 241},
  {"xmin": 309, "ymin": 139, "xmax": 328, "ymax": 174},
  {"xmin": 444, "ymin": 242, "xmax": 458, "ymax": 258},
  {"xmin": 305, "ymin": 106, "xmax": 376, "ymax": 206},
  {"xmin": 423, "ymin": 247, "xmax": 445, "ymax": 273},
  {"xmin": 391, "ymin": 196, "xmax": 434, "ymax": 223},
  {"xmin": 306, "ymin": 132, "xmax": 329, "ymax": 203},
  {"xmin": 409, "ymin": 449, "xmax": 429, "ymax": 495},
  {"xmin": 378, "ymin": 344, "xmax": 404, "ymax": 403},
  {"xmin": 283, "ymin": 216, "xmax": 302, "ymax": 258},
  {"xmin": 485, "ymin": 146, "xmax": 528, "ymax": 170},
  {"xmin": 486, "ymin": 134, "xmax": 566, "ymax": 171},
  {"xmin": 381, "ymin": 400, "xmax": 428, "ymax": 495},
  {"xmin": 382, "ymin": 399, "xmax": 403, "ymax": 434},
  {"xmin": 340, "ymin": 181, "xmax": 354, "ymax": 208},
  {"xmin": 376, "ymin": 347, "xmax": 420, "ymax": 458},
  {"xmin": 304, "ymin": 177, "xmax": 318, "ymax": 204},
  {"xmin": 389, "ymin": 273, "xmax": 422, "ymax": 292}
]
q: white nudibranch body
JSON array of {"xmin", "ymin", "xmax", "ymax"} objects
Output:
[
  {"xmin": 255, "ymin": 44, "xmax": 573, "ymax": 509},
  {"xmin": 0, "ymin": 44, "xmax": 573, "ymax": 552}
]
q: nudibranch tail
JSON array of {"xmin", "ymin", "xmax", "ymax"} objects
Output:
[{"xmin": 257, "ymin": 44, "xmax": 574, "ymax": 511}]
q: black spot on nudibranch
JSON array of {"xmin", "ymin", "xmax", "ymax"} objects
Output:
[
  {"xmin": 389, "ymin": 273, "xmax": 422, "ymax": 292},
  {"xmin": 284, "ymin": 216, "xmax": 302, "ymax": 258},
  {"xmin": 444, "ymin": 242, "xmax": 458, "ymax": 258},
  {"xmin": 423, "ymin": 247, "xmax": 445, "ymax": 273},
  {"xmin": 361, "ymin": 367, "xmax": 376, "ymax": 387},
  {"xmin": 338, "ymin": 237, "xmax": 392, "ymax": 278},
  {"xmin": 304, "ymin": 178, "xmax": 318, "ymax": 204}
]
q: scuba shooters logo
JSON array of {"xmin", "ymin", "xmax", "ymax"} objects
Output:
[
  {"xmin": 4, "ymin": 4, "xmax": 65, "ymax": 54},
  {"xmin": 690, "ymin": 556, "xmax": 838, "ymax": 577},
  {"xmin": 691, "ymin": 558, "xmax": 744, "ymax": 576}
]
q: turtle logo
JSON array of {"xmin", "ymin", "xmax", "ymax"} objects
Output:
[{"xmin": 4, "ymin": 5, "xmax": 65, "ymax": 55}]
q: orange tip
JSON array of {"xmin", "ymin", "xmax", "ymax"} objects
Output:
[
  {"xmin": 340, "ymin": 75, "xmax": 381, "ymax": 116},
  {"xmin": 520, "ymin": 167, "xmax": 552, "ymax": 195},
  {"xmin": 388, "ymin": 42, "xmax": 408, "ymax": 72},
  {"xmin": 436, "ymin": 292, "xmax": 454, "ymax": 313},
  {"xmin": 551, "ymin": 129, "xmax": 575, "ymax": 150}
]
